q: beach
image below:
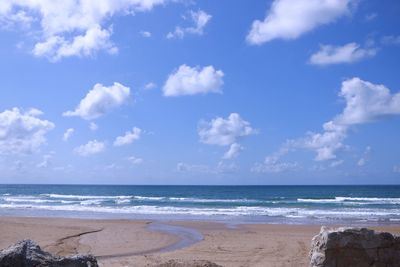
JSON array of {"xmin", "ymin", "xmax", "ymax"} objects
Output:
[
  {"xmin": 1, "ymin": 185, "xmax": 400, "ymax": 266},
  {"xmin": 0, "ymin": 216, "xmax": 399, "ymax": 267}
]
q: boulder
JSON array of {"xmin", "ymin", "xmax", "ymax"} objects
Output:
[
  {"xmin": 310, "ymin": 227, "xmax": 400, "ymax": 267},
  {"xmin": 0, "ymin": 240, "xmax": 98, "ymax": 267}
]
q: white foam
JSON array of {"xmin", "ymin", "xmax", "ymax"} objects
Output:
[
  {"xmin": 0, "ymin": 203, "xmax": 398, "ymax": 220},
  {"xmin": 167, "ymin": 197, "xmax": 262, "ymax": 203},
  {"xmin": 115, "ymin": 199, "xmax": 131, "ymax": 204},
  {"xmin": 80, "ymin": 199, "xmax": 104, "ymax": 205},
  {"xmin": 297, "ymin": 197, "xmax": 400, "ymax": 204},
  {"xmin": 39, "ymin": 194, "xmax": 263, "ymax": 204},
  {"xmin": 41, "ymin": 194, "xmax": 132, "ymax": 200},
  {"xmin": 3, "ymin": 197, "xmax": 58, "ymax": 204}
]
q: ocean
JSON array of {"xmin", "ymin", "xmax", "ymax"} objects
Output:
[{"xmin": 0, "ymin": 184, "xmax": 399, "ymax": 225}]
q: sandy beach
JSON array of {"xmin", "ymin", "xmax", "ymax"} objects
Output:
[{"xmin": 0, "ymin": 216, "xmax": 399, "ymax": 267}]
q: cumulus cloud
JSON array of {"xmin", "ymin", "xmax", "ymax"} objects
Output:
[
  {"xmin": 261, "ymin": 78, "xmax": 400, "ymax": 163},
  {"xmin": 114, "ymin": 127, "xmax": 142, "ymax": 146},
  {"xmin": 365, "ymin": 13, "xmax": 377, "ymax": 21},
  {"xmin": 177, "ymin": 161, "xmax": 238, "ymax": 174},
  {"xmin": 252, "ymin": 146, "xmax": 298, "ymax": 173},
  {"xmin": 62, "ymin": 128, "xmax": 74, "ymax": 141},
  {"xmin": 246, "ymin": 0, "xmax": 355, "ymax": 45},
  {"xmin": 252, "ymin": 157, "xmax": 299, "ymax": 173},
  {"xmin": 74, "ymin": 140, "xmax": 105, "ymax": 156},
  {"xmin": 309, "ymin": 42, "xmax": 377, "ymax": 65},
  {"xmin": 336, "ymin": 78, "xmax": 400, "ymax": 125},
  {"xmin": 0, "ymin": 0, "xmax": 166, "ymax": 61},
  {"xmin": 0, "ymin": 107, "xmax": 54, "ymax": 154},
  {"xmin": 357, "ymin": 146, "xmax": 371, "ymax": 166},
  {"xmin": 33, "ymin": 25, "xmax": 117, "ymax": 61},
  {"xmin": 167, "ymin": 10, "xmax": 211, "ymax": 39},
  {"xmin": 298, "ymin": 122, "xmax": 348, "ymax": 161},
  {"xmin": 199, "ymin": 113, "xmax": 256, "ymax": 159},
  {"xmin": 163, "ymin": 64, "xmax": 224, "ymax": 97},
  {"xmin": 381, "ymin": 35, "xmax": 400, "ymax": 46},
  {"xmin": 140, "ymin": 30, "xmax": 151, "ymax": 37},
  {"xmin": 37, "ymin": 153, "xmax": 53, "ymax": 168},
  {"xmin": 89, "ymin": 122, "xmax": 98, "ymax": 131},
  {"xmin": 222, "ymin": 143, "xmax": 243, "ymax": 159},
  {"xmin": 127, "ymin": 156, "xmax": 143, "ymax": 165},
  {"xmin": 199, "ymin": 113, "xmax": 256, "ymax": 146},
  {"xmin": 330, "ymin": 159, "xmax": 344, "ymax": 167},
  {"xmin": 144, "ymin": 82, "xmax": 157, "ymax": 90},
  {"xmin": 63, "ymin": 82, "xmax": 130, "ymax": 120},
  {"xmin": 299, "ymin": 78, "xmax": 400, "ymax": 160}
]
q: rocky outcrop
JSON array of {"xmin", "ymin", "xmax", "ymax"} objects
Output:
[
  {"xmin": 0, "ymin": 240, "xmax": 98, "ymax": 267},
  {"xmin": 155, "ymin": 259, "xmax": 223, "ymax": 267},
  {"xmin": 310, "ymin": 227, "xmax": 400, "ymax": 267}
]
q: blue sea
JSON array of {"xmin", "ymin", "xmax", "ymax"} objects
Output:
[{"xmin": 1, "ymin": 185, "xmax": 400, "ymax": 225}]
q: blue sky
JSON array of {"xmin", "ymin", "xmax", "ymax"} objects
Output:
[{"xmin": 0, "ymin": 0, "xmax": 399, "ymax": 185}]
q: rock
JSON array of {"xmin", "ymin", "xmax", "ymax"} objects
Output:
[
  {"xmin": 0, "ymin": 239, "xmax": 98, "ymax": 267},
  {"xmin": 310, "ymin": 227, "xmax": 400, "ymax": 267},
  {"xmin": 154, "ymin": 259, "xmax": 223, "ymax": 267}
]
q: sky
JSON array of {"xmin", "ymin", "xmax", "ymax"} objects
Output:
[{"xmin": 0, "ymin": 0, "xmax": 399, "ymax": 185}]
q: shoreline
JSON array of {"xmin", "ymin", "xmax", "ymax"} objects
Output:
[{"xmin": 1, "ymin": 216, "xmax": 400, "ymax": 266}]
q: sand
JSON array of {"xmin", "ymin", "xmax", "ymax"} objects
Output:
[{"xmin": 0, "ymin": 216, "xmax": 399, "ymax": 267}]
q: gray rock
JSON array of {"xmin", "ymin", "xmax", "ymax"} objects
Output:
[
  {"xmin": 310, "ymin": 227, "xmax": 400, "ymax": 267},
  {"xmin": 0, "ymin": 240, "xmax": 98, "ymax": 267}
]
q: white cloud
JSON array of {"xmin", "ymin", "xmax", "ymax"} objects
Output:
[
  {"xmin": 37, "ymin": 153, "xmax": 52, "ymax": 168},
  {"xmin": 53, "ymin": 164, "xmax": 73, "ymax": 172},
  {"xmin": 336, "ymin": 78, "xmax": 400, "ymax": 125},
  {"xmin": 177, "ymin": 162, "xmax": 208, "ymax": 173},
  {"xmin": 0, "ymin": 107, "xmax": 54, "ymax": 154},
  {"xmin": 33, "ymin": 25, "xmax": 117, "ymax": 61},
  {"xmin": 296, "ymin": 78, "xmax": 400, "ymax": 161},
  {"xmin": 299, "ymin": 121, "xmax": 347, "ymax": 161},
  {"xmin": 74, "ymin": 140, "xmax": 105, "ymax": 156},
  {"xmin": 89, "ymin": 122, "xmax": 98, "ymax": 131},
  {"xmin": 252, "ymin": 146, "xmax": 298, "ymax": 173},
  {"xmin": 263, "ymin": 78, "xmax": 400, "ymax": 163},
  {"xmin": 63, "ymin": 128, "xmax": 74, "ymax": 141},
  {"xmin": 299, "ymin": 78, "xmax": 400, "ymax": 161},
  {"xmin": 114, "ymin": 127, "xmax": 142, "ymax": 146},
  {"xmin": 167, "ymin": 10, "xmax": 211, "ymax": 39},
  {"xmin": 144, "ymin": 82, "xmax": 157, "ymax": 90},
  {"xmin": 357, "ymin": 158, "xmax": 366, "ymax": 167},
  {"xmin": 252, "ymin": 155, "xmax": 299, "ymax": 173},
  {"xmin": 246, "ymin": 0, "xmax": 355, "ymax": 45},
  {"xmin": 104, "ymin": 163, "xmax": 119, "ymax": 170},
  {"xmin": 63, "ymin": 82, "xmax": 130, "ymax": 120},
  {"xmin": 177, "ymin": 161, "xmax": 237, "ymax": 174},
  {"xmin": 199, "ymin": 113, "xmax": 256, "ymax": 146},
  {"xmin": 0, "ymin": 0, "xmax": 166, "ymax": 61},
  {"xmin": 140, "ymin": 30, "xmax": 151, "ymax": 37},
  {"xmin": 0, "ymin": 9, "xmax": 34, "ymax": 30},
  {"xmin": 222, "ymin": 143, "xmax": 243, "ymax": 159},
  {"xmin": 357, "ymin": 146, "xmax": 371, "ymax": 166},
  {"xmin": 381, "ymin": 35, "xmax": 400, "ymax": 45},
  {"xmin": 365, "ymin": 13, "xmax": 377, "ymax": 21},
  {"xmin": 393, "ymin": 165, "xmax": 400, "ymax": 173},
  {"xmin": 309, "ymin": 42, "xmax": 377, "ymax": 65},
  {"xmin": 163, "ymin": 64, "xmax": 224, "ymax": 97},
  {"xmin": 127, "ymin": 156, "xmax": 143, "ymax": 165},
  {"xmin": 330, "ymin": 159, "xmax": 344, "ymax": 167}
]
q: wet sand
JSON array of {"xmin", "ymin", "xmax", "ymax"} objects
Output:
[{"xmin": 0, "ymin": 216, "xmax": 399, "ymax": 267}]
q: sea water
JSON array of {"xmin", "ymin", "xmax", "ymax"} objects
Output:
[{"xmin": 0, "ymin": 184, "xmax": 399, "ymax": 225}]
